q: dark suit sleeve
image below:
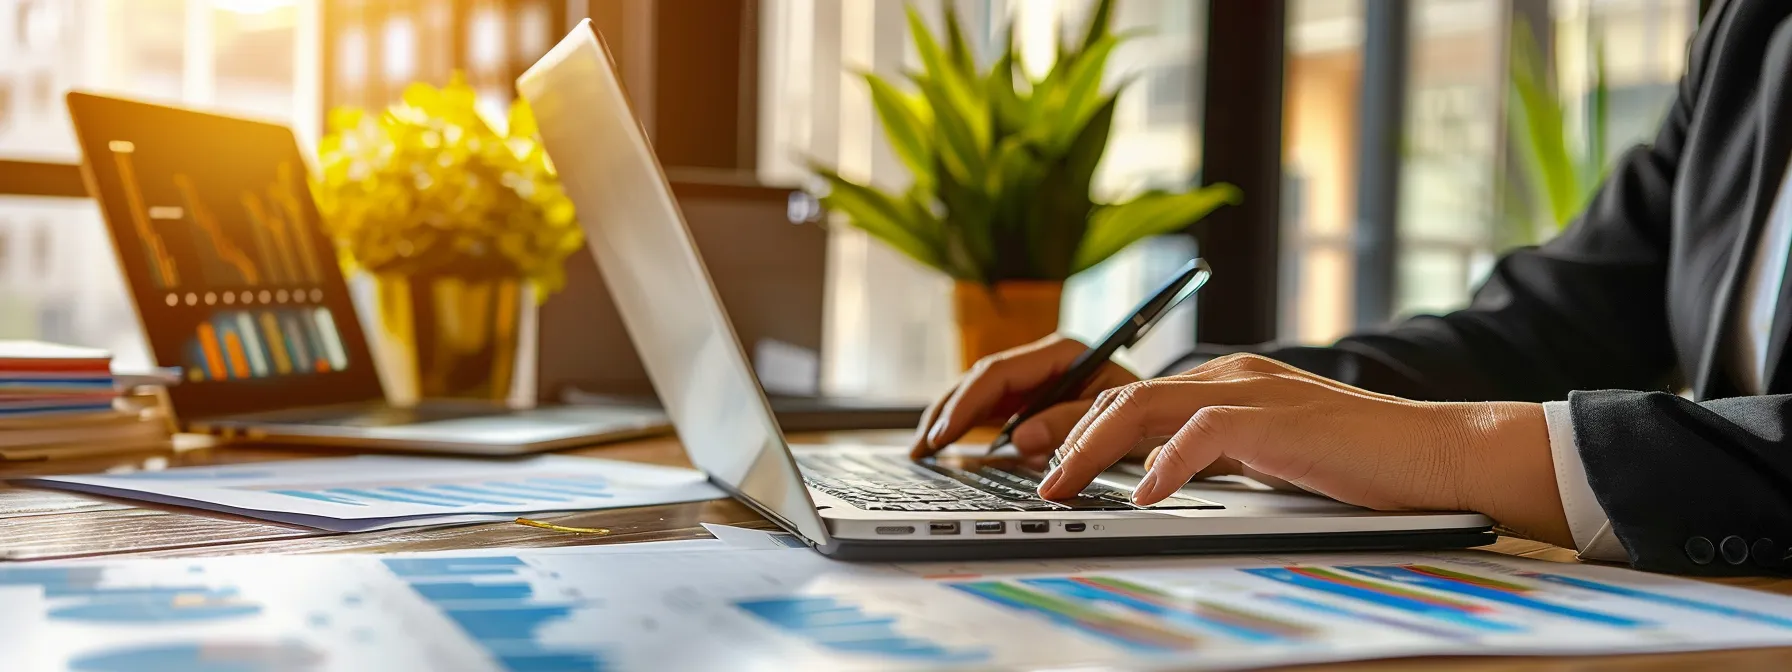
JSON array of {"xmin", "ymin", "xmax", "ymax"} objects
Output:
[{"xmin": 1163, "ymin": 2, "xmax": 1792, "ymax": 575}]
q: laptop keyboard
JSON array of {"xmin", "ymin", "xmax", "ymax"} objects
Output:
[{"xmin": 796, "ymin": 453, "xmax": 1224, "ymax": 512}]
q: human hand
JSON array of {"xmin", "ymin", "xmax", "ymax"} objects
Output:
[
  {"xmin": 1036, "ymin": 353, "xmax": 1573, "ymax": 547},
  {"xmin": 911, "ymin": 335, "xmax": 1139, "ymax": 463}
]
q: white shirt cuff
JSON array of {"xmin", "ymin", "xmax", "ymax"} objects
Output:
[{"xmin": 1543, "ymin": 400, "xmax": 1629, "ymax": 562}]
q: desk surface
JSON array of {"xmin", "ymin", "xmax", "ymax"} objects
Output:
[{"xmin": 3, "ymin": 430, "xmax": 1790, "ymax": 671}]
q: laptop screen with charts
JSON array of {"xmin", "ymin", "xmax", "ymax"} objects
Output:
[{"xmin": 67, "ymin": 93, "xmax": 385, "ymax": 420}]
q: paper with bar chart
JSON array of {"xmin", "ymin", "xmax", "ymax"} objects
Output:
[
  {"xmin": 22, "ymin": 455, "xmax": 724, "ymax": 532},
  {"xmin": 8, "ymin": 546, "xmax": 1792, "ymax": 672}
]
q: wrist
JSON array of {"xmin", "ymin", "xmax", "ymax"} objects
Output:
[{"xmin": 1453, "ymin": 402, "xmax": 1574, "ymax": 547}]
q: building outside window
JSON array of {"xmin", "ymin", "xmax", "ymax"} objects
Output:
[
  {"xmin": 1281, "ymin": 0, "xmax": 1699, "ymax": 346},
  {"xmin": 0, "ymin": 0, "xmax": 319, "ymax": 371}
]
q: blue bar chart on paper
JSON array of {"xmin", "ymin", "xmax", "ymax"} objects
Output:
[
  {"xmin": 23, "ymin": 454, "xmax": 726, "ymax": 532},
  {"xmin": 268, "ymin": 475, "xmax": 615, "ymax": 509},
  {"xmin": 382, "ymin": 556, "xmax": 609, "ymax": 672},
  {"xmin": 9, "ymin": 548, "xmax": 1792, "ymax": 672}
]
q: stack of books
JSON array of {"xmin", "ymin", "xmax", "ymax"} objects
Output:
[{"xmin": 0, "ymin": 341, "xmax": 171, "ymax": 460}]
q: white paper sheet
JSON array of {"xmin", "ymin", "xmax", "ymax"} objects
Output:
[
  {"xmin": 21, "ymin": 455, "xmax": 725, "ymax": 532},
  {"xmin": 6, "ymin": 545, "xmax": 1792, "ymax": 671}
]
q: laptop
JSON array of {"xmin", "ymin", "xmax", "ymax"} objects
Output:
[
  {"xmin": 65, "ymin": 92, "xmax": 669, "ymax": 455},
  {"xmin": 518, "ymin": 21, "xmax": 1494, "ymax": 560}
]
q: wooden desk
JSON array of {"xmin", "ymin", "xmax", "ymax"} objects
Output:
[{"xmin": 3, "ymin": 430, "xmax": 1790, "ymax": 671}]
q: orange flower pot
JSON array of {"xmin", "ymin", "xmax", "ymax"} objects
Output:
[{"xmin": 953, "ymin": 280, "xmax": 1064, "ymax": 371}]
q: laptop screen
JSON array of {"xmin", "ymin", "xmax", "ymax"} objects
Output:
[
  {"xmin": 66, "ymin": 93, "xmax": 384, "ymax": 419},
  {"xmin": 518, "ymin": 22, "xmax": 831, "ymax": 546}
]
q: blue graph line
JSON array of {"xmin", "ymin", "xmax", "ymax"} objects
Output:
[
  {"xmin": 51, "ymin": 599, "xmax": 261, "ymax": 623},
  {"xmin": 68, "ymin": 641, "xmax": 323, "ymax": 672},
  {"xmin": 1259, "ymin": 594, "xmax": 1473, "ymax": 641},
  {"xmin": 266, "ymin": 476, "xmax": 615, "ymax": 509},
  {"xmin": 269, "ymin": 489, "xmax": 367, "ymax": 506},
  {"xmin": 1242, "ymin": 568, "xmax": 1523, "ymax": 633},
  {"xmin": 1019, "ymin": 578, "xmax": 1287, "ymax": 643},
  {"xmin": 324, "ymin": 488, "xmax": 465, "ymax": 507},
  {"xmin": 508, "ymin": 480, "xmax": 615, "ymax": 498},
  {"xmin": 431, "ymin": 484, "xmax": 548, "ymax": 504},
  {"xmin": 736, "ymin": 596, "xmax": 988, "ymax": 662},
  {"xmin": 410, "ymin": 582, "xmax": 538, "ymax": 602},
  {"xmin": 473, "ymin": 481, "xmax": 605, "ymax": 500},
  {"xmin": 382, "ymin": 556, "xmax": 528, "ymax": 578},
  {"xmin": 1522, "ymin": 572, "xmax": 1792, "ymax": 629},
  {"xmin": 1340, "ymin": 566, "xmax": 1646, "ymax": 628}
]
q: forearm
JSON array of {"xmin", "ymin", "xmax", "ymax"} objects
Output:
[{"xmin": 1445, "ymin": 401, "xmax": 1574, "ymax": 548}]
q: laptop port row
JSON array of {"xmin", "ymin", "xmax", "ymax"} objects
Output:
[{"xmin": 891, "ymin": 521, "xmax": 1086, "ymax": 535}]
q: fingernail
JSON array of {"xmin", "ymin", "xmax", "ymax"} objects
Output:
[
  {"xmin": 1013, "ymin": 421, "xmax": 1048, "ymax": 450},
  {"xmin": 926, "ymin": 422, "xmax": 945, "ymax": 448},
  {"xmin": 1037, "ymin": 469, "xmax": 1064, "ymax": 497},
  {"xmin": 1133, "ymin": 471, "xmax": 1163, "ymax": 505}
]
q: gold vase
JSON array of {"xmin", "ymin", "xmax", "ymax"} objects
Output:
[
  {"xmin": 373, "ymin": 274, "xmax": 523, "ymax": 403},
  {"xmin": 952, "ymin": 280, "xmax": 1064, "ymax": 371}
]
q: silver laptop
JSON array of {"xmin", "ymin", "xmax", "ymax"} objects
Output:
[
  {"xmin": 66, "ymin": 92, "xmax": 668, "ymax": 455},
  {"xmin": 519, "ymin": 21, "xmax": 1494, "ymax": 559}
]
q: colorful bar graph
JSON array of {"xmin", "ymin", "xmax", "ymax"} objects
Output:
[
  {"xmin": 1242, "ymin": 567, "xmax": 1522, "ymax": 632},
  {"xmin": 1339, "ymin": 566, "xmax": 1646, "ymax": 628},
  {"xmin": 1520, "ymin": 572, "xmax": 1792, "ymax": 629},
  {"xmin": 950, "ymin": 580, "xmax": 1202, "ymax": 652},
  {"xmin": 1257, "ymin": 593, "xmax": 1473, "ymax": 641},
  {"xmin": 183, "ymin": 309, "xmax": 348, "ymax": 382},
  {"xmin": 1020, "ymin": 576, "xmax": 1312, "ymax": 643},
  {"xmin": 735, "ymin": 596, "xmax": 988, "ymax": 663}
]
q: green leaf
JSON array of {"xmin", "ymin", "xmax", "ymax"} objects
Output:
[
  {"xmin": 1049, "ymin": 34, "xmax": 1122, "ymax": 147},
  {"xmin": 1079, "ymin": 0, "xmax": 1116, "ymax": 52},
  {"xmin": 1584, "ymin": 35, "xmax": 1610, "ymax": 201},
  {"xmin": 1072, "ymin": 185, "xmax": 1242, "ymax": 274},
  {"xmin": 986, "ymin": 46, "xmax": 1026, "ymax": 138},
  {"xmin": 942, "ymin": 0, "xmax": 976, "ymax": 76},
  {"xmin": 1507, "ymin": 19, "xmax": 1579, "ymax": 230},
  {"xmin": 1030, "ymin": 95, "xmax": 1115, "ymax": 277},
  {"xmin": 862, "ymin": 72, "xmax": 936, "ymax": 185},
  {"xmin": 813, "ymin": 168, "xmax": 951, "ymax": 275}
]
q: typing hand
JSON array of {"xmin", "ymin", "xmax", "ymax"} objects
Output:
[
  {"xmin": 1035, "ymin": 353, "xmax": 1573, "ymax": 547},
  {"xmin": 911, "ymin": 336, "xmax": 1139, "ymax": 464}
]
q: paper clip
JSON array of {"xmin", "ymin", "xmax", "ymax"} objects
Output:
[{"xmin": 514, "ymin": 517, "xmax": 611, "ymax": 535}]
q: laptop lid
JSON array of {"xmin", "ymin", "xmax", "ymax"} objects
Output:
[
  {"xmin": 517, "ymin": 21, "xmax": 831, "ymax": 545},
  {"xmin": 66, "ymin": 93, "xmax": 384, "ymax": 420}
]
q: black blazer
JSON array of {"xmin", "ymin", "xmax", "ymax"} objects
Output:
[{"xmin": 1168, "ymin": 0, "xmax": 1792, "ymax": 576}]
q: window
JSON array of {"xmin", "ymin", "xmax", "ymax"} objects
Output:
[
  {"xmin": 1282, "ymin": 0, "xmax": 1699, "ymax": 344},
  {"xmin": 1281, "ymin": 0, "xmax": 1363, "ymax": 344},
  {"xmin": 1396, "ymin": 0, "xmax": 1504, "ymax": 319},
  {"xmin": 761, "ymin": 0, "xmax": 1207, "ymax": 397},
  {"xmin": 0, "ymin": 0, "xmax": 319, "ymax": 370}
]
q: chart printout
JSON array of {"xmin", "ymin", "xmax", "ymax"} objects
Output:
[{"xmin": 5, "ymin": 544, "xmax": 1792, "ymax": 671}]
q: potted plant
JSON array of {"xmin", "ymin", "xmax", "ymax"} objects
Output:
[
  {"xmin": 811, "ymin": 0, "xmax": 1240, "ymax": 369},
  {"xmin": 314, "ymin": 76, "xmax": 583, "ymax": 402}
]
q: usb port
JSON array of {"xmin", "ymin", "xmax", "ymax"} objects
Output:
[
  {"xmin": 974, "ymin": 521, "xmax": 1005, "ymax": 534},
  {"xmin": 1064, "ymin": 522, "xmax": 1087, "ymax": 533},
  {"xmin": 1019, "ymin": 521, "xmax": 1048, "ymax": 534},
  {"xmin": 929, "ymin": 521, "xmax": 960, "ymax": 535}
]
